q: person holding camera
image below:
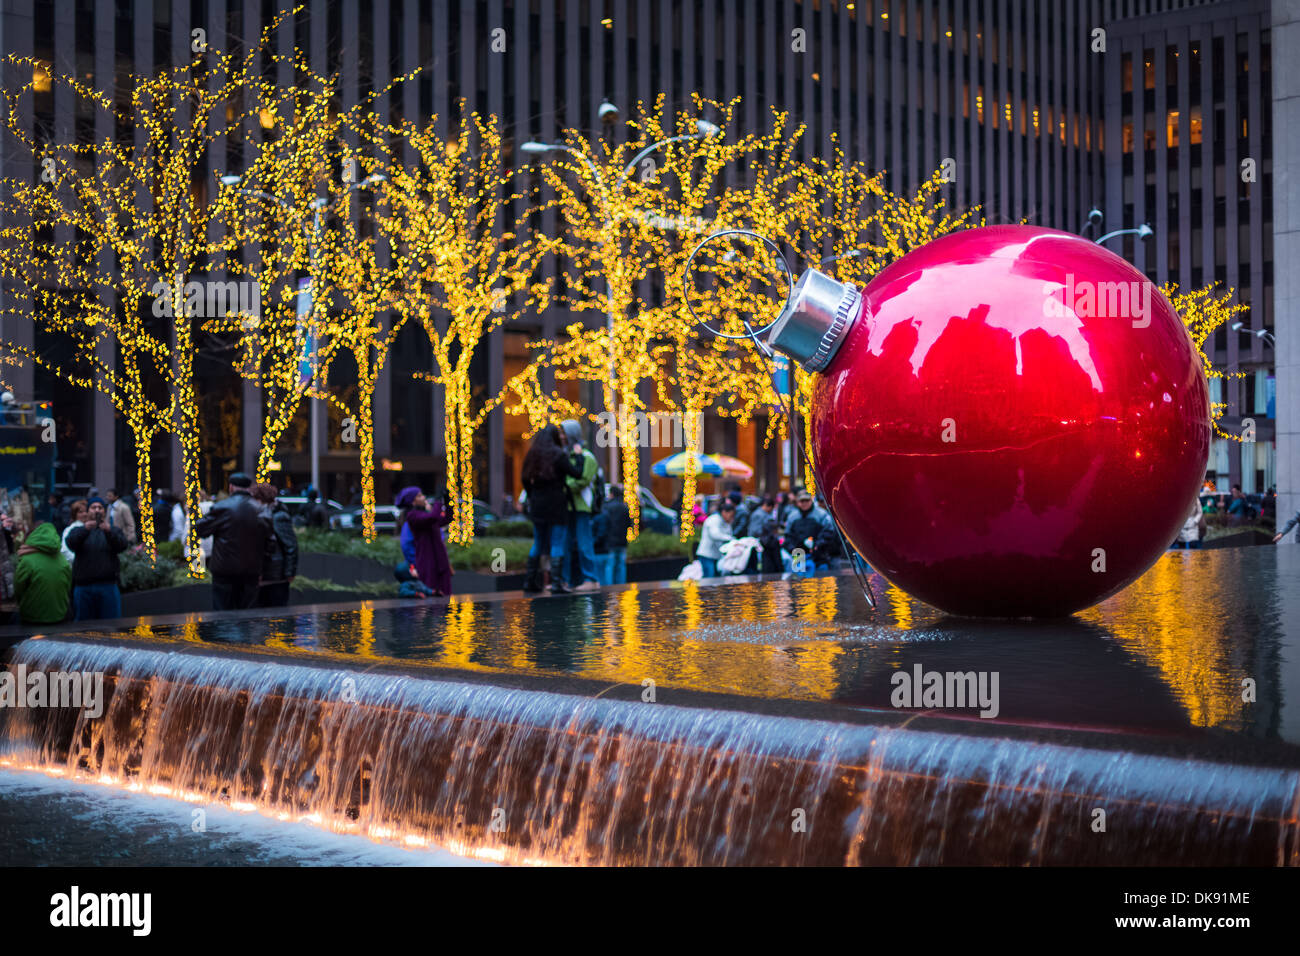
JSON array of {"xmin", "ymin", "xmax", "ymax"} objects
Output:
[
  {"xmin": 65, "ymin": 497, "xmax": 128, "ymax": 620},
  {"xmin": 396, "ymin": 485, "xmax": 454, "ymax": 597}
]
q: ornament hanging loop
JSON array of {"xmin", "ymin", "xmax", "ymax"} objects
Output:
[
  {"xmin": 680, "ymin": 229, "xmax": 877, "ymax": 611},
  {"xmin": 682, "ymin": 229, "xmax": 793, "ymax": 347}
]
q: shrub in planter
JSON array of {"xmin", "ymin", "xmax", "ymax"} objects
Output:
[
  {"xmin": 489, "ymin": 518, "xmax": 534, "ymax": 538},
  {"xmin": 155, "ymin": 539, "xmax": 184, "ymax": 562},
  {"xmin": 119, "ymin": 546, "xmax": 182, "ymax": 592}
]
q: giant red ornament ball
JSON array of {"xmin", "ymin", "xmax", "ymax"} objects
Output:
[{"xmin": 769, "ymin": 225, "xmax": 1210, "ymax": 617}]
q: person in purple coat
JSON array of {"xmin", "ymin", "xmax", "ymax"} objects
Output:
[{"xmin": 396, "ymin": 486, "xmax": 454, "ymax": 596}]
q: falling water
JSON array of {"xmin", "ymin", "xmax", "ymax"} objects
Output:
[{"xmin": 2, "ymin": 638, "xmax": 1297, "ymax": 865}]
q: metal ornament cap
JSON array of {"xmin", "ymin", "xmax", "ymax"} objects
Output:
[{"xmin": 767, "ymin": 268, "xmax": 863, "ymax": 372}]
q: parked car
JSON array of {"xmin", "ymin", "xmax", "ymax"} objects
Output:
[
  {"xmin": 332, "ymin": 499, "xmax": 501, "ymax": 536},
  {"xmin": 637, "ymin": 485, "xmax": 678, "ymax": 535},
  {"xmin": 332, "ymin": 504, "xmax": 401, "ymax": 534},
  {"xmin": 276, "ymin": 495, "xmax": 347, "ymax": 527},
  {"xmin": 472, "ymin": 499, "xmax": 500, "ymax": 535}
]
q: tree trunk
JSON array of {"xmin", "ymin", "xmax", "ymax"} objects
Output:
[
  {"xmin": 357, "ymin": 364, "xmax": 377, "ymax": 542},
  {"xmin": 133, "ymin": 425, "xmax": 156, "ymax": 554},
  {"xmin": 679, "ymin": 396, "xmax": 704, "ymax": 542}
]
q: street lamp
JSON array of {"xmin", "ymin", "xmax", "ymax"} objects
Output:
[
  {"xmin": 1095, "ymin": 222, "xmax": 1152, "ymax": 245},
  {"xmin": 1230, "ymin": 321, "xmax": 1276, "ymax": 347},
  {"xmin": 522, "ymin": 110, "xmax": 721, "ymax": 482},
  {"xmin": 1080, "ymin": 207, "xmax": 1103, "ymax": 237},
  {"xmin": 218, "ymin": 170, "xmax": 386, "ymax": 495},
  {"xmin": 818, "ymin": 248, "xmax": 866, "ymax": 268}
]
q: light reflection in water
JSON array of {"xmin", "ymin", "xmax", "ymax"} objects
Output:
[{"xmin": 38, "ymin": 547, "xmax": 1300, "ymax": 743}]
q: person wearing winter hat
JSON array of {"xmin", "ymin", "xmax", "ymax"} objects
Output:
[
  {"xmin": 396, "ymin": 485, "xmax": 454, "ymax": 596},
  {"xmin": 194, "ymin": 473, "xmax": 271, "ymax": 610},
  {"xmin": 65, "ymin": 498, "xmax": 128, "ymax": 620}
]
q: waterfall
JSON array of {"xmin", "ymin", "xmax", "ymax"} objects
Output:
[{"xmin": 3, "ymin": 638, "xmax": 1297, "ymax": 865}]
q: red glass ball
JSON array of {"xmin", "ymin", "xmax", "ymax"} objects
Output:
[{"xmin": 812, "ymin": 225, "xmax": 1210, "ymax": 617}]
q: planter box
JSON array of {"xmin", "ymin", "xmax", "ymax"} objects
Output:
[
  {"xmin": 109, "ymin": 554, "xmax": 693, "ymax": 616},
  {"xmin": 1201, "ymin": 530, "xmax": 1274, "ymax": 549},
  {"xmin": 446, "ymin": 555, "xmax": 690, "ymax": 592},
  {"xmin": 297, "ymin": 551, "xmax": 393, "ymax": 584}
]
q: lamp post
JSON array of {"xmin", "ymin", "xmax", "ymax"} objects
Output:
[
  {"xmin": 522, "ymin": 105, "xmax": 720, "ymax": 482},
  {"xmin": 1080, "ymin": 207, "xmax": 1103, "ymax": 237},
  {"xmin": 219, "ymin": 171, "xmax": 385, "ymax": 496},
  {"xmin": 1095, "ymin": 222, "xmax": 1153, "ymax": 245},
  {"xmin": 1230, "ymin": 321, "xmax": 1276, "ymax": 347}
]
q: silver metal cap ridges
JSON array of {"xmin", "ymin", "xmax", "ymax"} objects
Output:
[{"xmin": 767, "ymin": 268, "xmax": 861, "ymax": 372}]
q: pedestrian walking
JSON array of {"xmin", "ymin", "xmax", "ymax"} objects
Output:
[
  {"xmin": 105, "ymin": 488, "xmax": 136, "ymax": 545},
  {"xmin": 304, "ymin": 489, "xmax": 330, "ymax": 529},
  {"xmin": 169, "ymin": 495, "xmax": 187, "ymax": 543},
  {"xmin": 60, "ymin": 500, "xmax": 87, "ymax": 564},
  {"xmin": 561, "ymin": 419, "xmax": 601, "ymax": 591},
  {"xmin": 13, "ymin": 522, "xmax": 72, "ymax": 626},
  {"xmin": 0, "ymin": 511, "xmax": 16, "ymax": 621},
  {"xmin": 396, "ymin": 486, "xmax": 454, "ymax": 597},
  {"xmin": 520, "ymin": 424, "xmax": 585, "ymax": 594},
  {"xmin": 153, "ymin": 490, "xmax": 173, "ymax": 542},
  {"xmin": 1175, "ymin": 499, "xmax": 1206, "ymax": 549},
  {"xmin": 696, "ymin": 500, "xmax": 736, "ymax": 578},
  {"xmin": 194, "ymin": 473, "xmax": 272, "ymax": 610},
  {"xmin": 65, "ymin": 498, "xmax": 127, "ymax": 620},
  {"xmin": 603, "ymin": 485, "xmax": 632, "ymax": 586},
  {"xmin": 251, "ymin": 483, "xmax": 298, "ymax": 607}
]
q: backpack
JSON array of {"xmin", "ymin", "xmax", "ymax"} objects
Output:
[{"xmin": 590, "ymin": 470, "xmax": 606, "ymax": 513}]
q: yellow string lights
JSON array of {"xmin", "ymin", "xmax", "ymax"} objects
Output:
[
  {"xmin": 0, "ymin": 34, "xmax": 1256, "ymax": 559},
  {"xmin": 372, "ymin": 110, "xmax": 556, "ymax": 545},
  {"xmin": 0, "ymin": 30, "xmax": 283, "ymax": 568},
  {"xmin": 1162, "ymin": 282, "xmax": 1251, "ymax": 440}
]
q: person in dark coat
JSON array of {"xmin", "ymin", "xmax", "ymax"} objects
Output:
[
  {"xmin": 194, "ymin": 473, "xmax": 272, "ymax": 610},
  {"xmin": 396, "ymin": 486, "xmax": 453, "ymax": 596},
  {"xmin": 251, "ymin": 483, "xmax": 298, "ymax": 607},
  {"xmin": 304, "ymin": 489, "xmax": 330, "ymax": 529},
  {"xmin": 758, "ymin": 517, "xmax": 785, "ymax": 574},
  {"xmin": 65, "ymin": 498, "xmax": 128, "ymax": 620},
  {"xmin": 519, "ymin": 424, "xmax": 585, "ymax": 594},
  {"xmin": 602, "ymin": 485, "xmax": 633, "ymax": 586}
]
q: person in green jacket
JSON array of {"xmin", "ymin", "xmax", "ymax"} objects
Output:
[
  {"xmin": 561, "ymin": 419, "xmax": 601, "ymax": 591},
  {"xmin": 14, "ymin": 522, "xmax": 72, "ymax": 625}
]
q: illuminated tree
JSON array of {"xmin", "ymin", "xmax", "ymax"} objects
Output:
[
  {"xmin": 1163, "ymin": 282, "xmax": 1250, "ymax": 440},
  {"xmin": 371, "ymin": 110, "xmax": 555, "ymax": 544},
  {"xmin": 534, "ymin": 96, "xmax": 811, "ymax": 535},
  {"xmin": 315, "ymin": 147, "xmax": 409, "ymax": 542},
  {"xmin": 213, "ymin": 56, "xmax": 351, "ymax": 482},
  {"xmin": 0, "ymin": 41, "xmax": 272, "ymax": 566}
]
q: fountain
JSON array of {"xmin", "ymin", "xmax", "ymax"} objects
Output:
[{"xmin": 3, "ymin": 546, "xmax": 1299, "ymax": 866}]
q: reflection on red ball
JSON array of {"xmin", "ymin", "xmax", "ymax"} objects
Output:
[{"xmin": 813, "ymin": 226, "xmax": 1209, "ymax": 617}]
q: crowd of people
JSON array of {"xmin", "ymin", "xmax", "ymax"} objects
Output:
[
  {"xmin": 1173, "ymin": 483, "xmax": 1285, "ymax": 549},
  {"xmin": 0, "ymin": 476, "xmax": 304, "ymax": 624},
  {"xmin": 4, "ymin": 461, "xmax": 1297, "ymax": 626},
  {"xmin": 690, "ymin": 487, "xmax": 843, "ymax": 579}
]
